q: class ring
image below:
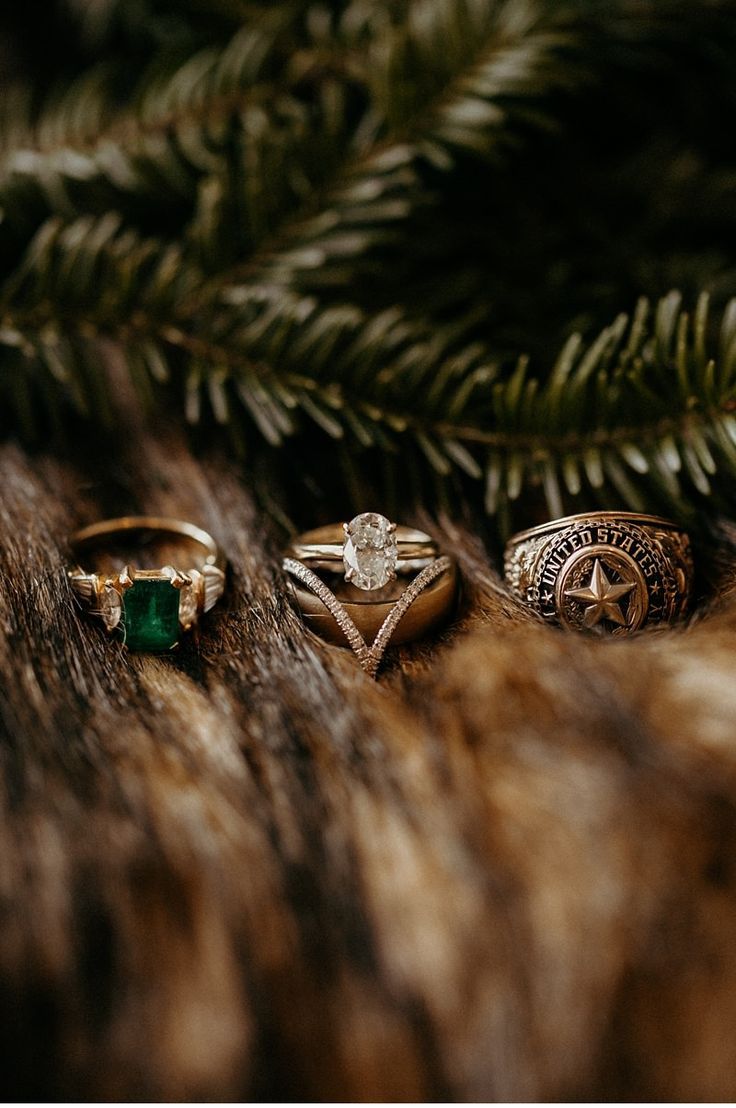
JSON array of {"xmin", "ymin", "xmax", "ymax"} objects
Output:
[{"xmin": 504, "ymin": 511, "xmax": 693, "ymax": 634}]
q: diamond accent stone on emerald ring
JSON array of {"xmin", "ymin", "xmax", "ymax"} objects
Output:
[
  {"xmin": 342, "ymin": 512, "xmax": 399, "ymax": 590},
  {"xmin": 99, "ymin": 581, "xmax": 122, "ymax": 632}
]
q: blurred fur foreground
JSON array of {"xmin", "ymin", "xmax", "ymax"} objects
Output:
[{"xmin": 2, "ymin": 428, "xmax": 736, "ymax": 1101}]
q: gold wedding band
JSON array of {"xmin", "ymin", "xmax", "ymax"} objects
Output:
[
  {"xmin": 284, "ymin": 512, "xmax": 456, "ymax": 677},
  {"xmin": 504, "ymin": 511, "xmax": 693, "ymax": 633},
  {"xmin": 68, "ymin": 516, "xmax": 226, "ymax": 651}
]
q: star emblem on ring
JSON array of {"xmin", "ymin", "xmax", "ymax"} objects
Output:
[{"xmin": 564, "ymin": 558, "xmax": 635, "ymax": 629}]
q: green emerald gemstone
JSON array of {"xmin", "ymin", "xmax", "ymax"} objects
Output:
[{"xmin": 119, "ymin": 576, "xmax": 181, "ymax": 651}]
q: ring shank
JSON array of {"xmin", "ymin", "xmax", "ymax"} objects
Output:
[
  {"xmin": 507, "ymin": 511, "xmax": 686, "ymax": 548},
  {"xmin": 71, "ymin": 516, "xmax": 223, "ymax": 569}
]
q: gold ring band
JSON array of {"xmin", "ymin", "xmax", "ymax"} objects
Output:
[
  {"xmin": 287, "ymin": 560, "xmax": 457, "ymax": 644},
  {"xmin": 504, "ymin": 511, "xmax": 693, "ymax": 633},
  {"xmin": 284, "ymin": 512, "xmax": 456, "ymax": 676},
  {"xmin": 72, "ymin": 516, "xmax": 223, "ymax": 565},
  {"xmin": 68, "ymin": 516, "xmax": 226, "ymax": 651}
]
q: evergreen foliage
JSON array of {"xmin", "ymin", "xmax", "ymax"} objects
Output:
[{"xmin": 2, "ymin": 0, "xmax": 736, "ymax": 531}]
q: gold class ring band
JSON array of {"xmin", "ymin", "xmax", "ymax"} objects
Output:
[
  {"xmin": 504, "ymin": 511, "xmax": 693, "ymax": 633},
  {"xmin": 283, "ymin": 512, "xmax": 456, "ymax": 677},
  {"xmin": 68, "ymin": 516, "xmax": 226, "ymax": 651}
]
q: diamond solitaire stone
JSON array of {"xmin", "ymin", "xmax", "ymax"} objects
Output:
[
  {"xmin": 343, "ymin": 512, "xmax": 398, "ymax": 590},
  {"xmin": 99, "ymin": 582, "xmax": 122, "ymax": 632},
  {"xmin": 178, "ymin": 571, "xmax": 200, "ymax": 629}
]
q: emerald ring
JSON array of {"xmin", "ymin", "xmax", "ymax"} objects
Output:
[{"xmin": 68, "ymin": 516, "xmax": 226, "ymax": 651}]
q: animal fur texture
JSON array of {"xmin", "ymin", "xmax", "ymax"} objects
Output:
[{"xmin": 1, "ymin": 413, "xmax": 736, "ymax": 1101}]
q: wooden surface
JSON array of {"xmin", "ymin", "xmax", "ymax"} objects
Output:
[{"xmin": 2, "ymin": 408, "xmax": 736, "ymax": 1101}]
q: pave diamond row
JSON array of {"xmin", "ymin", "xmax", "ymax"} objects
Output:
[
  {"xmin": 363, "ymin": 556, "xmax": 450, "ymax": 677},
  {"xmin": 283, "ymin": 558, "xmax": 372, "ymax": 668},
  {"xmin": 283, "ymin": 555, "xmax": 451, "ymax": 678}
]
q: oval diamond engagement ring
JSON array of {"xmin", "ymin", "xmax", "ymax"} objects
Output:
[{"xmin": 284, "ymin": 512, "xmax": 457, "ymax": 677}]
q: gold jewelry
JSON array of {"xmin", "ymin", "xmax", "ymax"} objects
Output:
[
  {"xmin": 68, "ymin": 516, "xmax": 226, "ymax": 651},
  {"xmin": 284, "ymin": 512, "xmax": 456, "ymax": 677},
  {"xmin": 504, "ymin": 511, "xmax": 693, "ymax": 633},
  {"xmin": 289, "ymin": 514, "xmax": 439, "ymax": 586}
]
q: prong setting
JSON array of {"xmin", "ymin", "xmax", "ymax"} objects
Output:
[
  {"xmin": 119, "ymin": 565, "xmax": 135, "ymax": 590},
  {"xmin": 178, "ymin": 568, "xmax": 203, "ymax": 629},
  {"xmin": 161, "ymin": 565, "xmax": 191, "ymax": 589}
]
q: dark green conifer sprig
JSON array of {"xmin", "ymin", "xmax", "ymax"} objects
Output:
[
  {"xmin": 188, "ymin": 0, "xmax": 585, "ymax": 301},
  {"xmin": 3, "ymin": 203, "xmax": 736, "ymax": 526},
  {"xmin": 3, "ymin": 0, "xmax": 736, "ymax": 531},
  {"xmin": 0, "ymin": 0, "xmax": 585, "ymax": 292},
  {"xmin": 480, "ymin": 292, "xmax": 736, "ymax": 522},
  {"xmin": 199, "ymin": 289, "xmax": 736, "ymax": 527},
  {"xmin": 0, "ymin": 19, "xmax": 294, "ymax": 232}
]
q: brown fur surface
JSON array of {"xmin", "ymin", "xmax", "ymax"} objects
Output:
[{"xmin": 2, "ymin": 412, "xmax": 736, "ymax": 1101}]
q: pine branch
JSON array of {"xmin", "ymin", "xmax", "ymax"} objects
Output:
[
  {"xmin": 472, "ymin": 291, "xmax": 736, "ymax": 520},
  {"xmin": 178, "ymin": 0, "xmax": 736, "ymax": 307},
  {"xmin": 5, "ymin": 0, "xmax": 725, "ymax": 307},
  {"xmin": 196, "ymin": 0, "xmax": 584, "ymax": 300},
  {"xmin": 3, "ymin": 208, "xmax": 736, "ymax": 525},
  {"xmin": 0, "ymin": 1, "xmax": 584, "ymax": 292},
  {"xmin": 193, "ymin": 289, "xmax": 736, "ymax": 530},
  {"xmin": 0, "ymin": 23, "xmax": 288, "ymax": 227},
  {"xmin": 4, "ymin": 1, "xmax": 736, "ymax": 534}
]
